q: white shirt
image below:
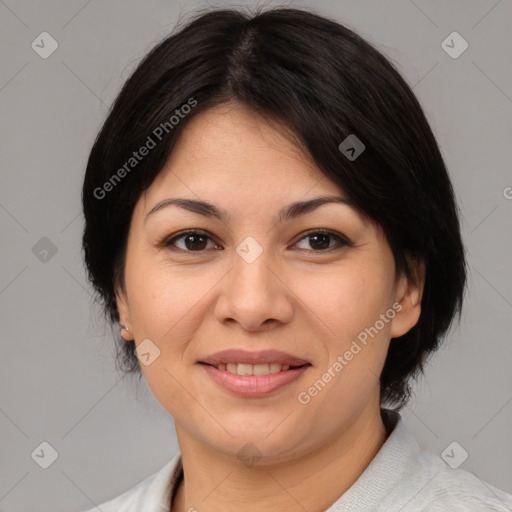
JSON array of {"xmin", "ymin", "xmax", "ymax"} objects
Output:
[{"xmin": 83, "ymin": 408, "xmax": 512, "ymax": 511}]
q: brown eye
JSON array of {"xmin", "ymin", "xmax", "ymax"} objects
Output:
[
  {"xmin": 182, "ymin": 233, "xmax": 208, "ymax": 250},
  {"xmin": 294, "ymin": 230, "xmax": 350, "ymax": 251},
  {"xmin": 162, "ymin": 230, "xmax": 219, "ymax": 252}
]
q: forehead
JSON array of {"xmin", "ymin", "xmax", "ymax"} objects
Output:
[
  {"xmin": 145, "ymin": 102, "xmax": 339, "ymax": 201},
  {"xmin": 175, "ymin": 101, "xmax": 304, "ymax": 155}
]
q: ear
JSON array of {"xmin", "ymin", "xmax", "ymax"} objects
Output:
[
  {"xmin": 115, "ymin": 285, "xmax": 133, "ymax": 341},
  {"xmin": 390, "ymin": 257, "xmax": 425, "ymax": 338}
]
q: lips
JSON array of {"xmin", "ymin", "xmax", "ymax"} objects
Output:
[
  {"xmin": 200, "ymin": 364, "xmax": 311, "ymax": 397},
  {"xmin": 198, "ymin": 349, "xmax": 310, "ymax": 367},
  {"xmin": 197, "ymin": 349, "xmax": 311, "ymax": 397}
]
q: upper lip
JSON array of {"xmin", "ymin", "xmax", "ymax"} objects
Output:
[{"xmin": 199, "ymin": 349, "xmax": 310, "ymax": 367}]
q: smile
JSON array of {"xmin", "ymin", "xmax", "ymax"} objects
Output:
[
  {"xmin": 206, "ymin": 362, "xmax": 306, "ymax": 375},
  {"xmin": 199, "ymin": 362, "xmax": 311, "ymax": 397}
]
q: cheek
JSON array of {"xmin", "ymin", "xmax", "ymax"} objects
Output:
[
  {"xmin": 292, "ymin": 261, "xmax": 392, "ymax": 339},
  {"xmin": 128, "ymin": 267, "xmax": 204, "ymax": 413},
  {"xmin": 129, "ymin": 273, "xmax": 197, "ymax": 338},
  {"xmin": 293, "ymin": 260, "xmax": 394, "ymax": 401},
  {"xmin": 125, "ymin": 242, "xmax": 194, "ymax": 324},
  {"xmin": 126, "ymin": 259, "xmax": 225, "ymax": 366}
]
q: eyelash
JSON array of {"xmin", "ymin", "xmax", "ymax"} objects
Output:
[{"xmin": 160, "ymin": 229, "xmax": 352, "ymax": 254}]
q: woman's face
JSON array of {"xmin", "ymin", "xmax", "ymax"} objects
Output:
[{"xmin": 116, "ymin": 101, "xmax": 423, "ymax": 463}]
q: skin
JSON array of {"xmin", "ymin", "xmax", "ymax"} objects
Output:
[{"xmin": 116, "ymin": 101, "xmax": 425, "ymax": 512}]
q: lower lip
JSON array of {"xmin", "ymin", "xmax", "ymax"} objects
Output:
[{"xmin": 199, "ymin": 364, "xmax": 310, "ymax": 397}]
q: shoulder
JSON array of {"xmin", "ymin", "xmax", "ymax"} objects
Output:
[
  {"xmin": 81, "ymin": 454, "xmax": 182, "ymax": 512},
  {"xmin": 365, "ymin": 409, "xmax": 512, "ymax": 512},
  {"xmin": 81, "ymin": 472, "xmax": 156, "ymax": 512},
  {"xmin": 386, "ymin": 440, "xmax": 512, "ymax": 511}
]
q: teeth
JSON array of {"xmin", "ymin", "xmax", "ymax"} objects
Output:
[
  {"xmin": 237, "ymin": 363, "xmax": 253, "ymax": 375},
  {"xmin": 269, "ymin": 363, "xmax": 282, "ymax": 374},
  {"xmin": 216, "ymin": 363, "xmax": 294, "ymax": 375}
]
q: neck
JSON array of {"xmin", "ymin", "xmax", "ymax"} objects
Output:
[{"xmin": 172, "ymin": 400, "xmax": 388, "ymax": 512}]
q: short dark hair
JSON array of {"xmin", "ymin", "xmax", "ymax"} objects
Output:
[{"xmin": 82, "ymin": 6, "xmax": 467, "ymax": 410}]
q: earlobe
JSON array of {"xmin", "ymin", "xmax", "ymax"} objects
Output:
[
  {"xmin": 115, "ymin": 287, "xmax": 133, "ymax": 340},
  {"xmin": 390, "ymin": 259, "xmax": 425, "ymax": 338}
]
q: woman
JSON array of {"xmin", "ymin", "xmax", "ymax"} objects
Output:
[{"xmin": 81, "ymin": 6, "xmax": 512, "ymax": 511}]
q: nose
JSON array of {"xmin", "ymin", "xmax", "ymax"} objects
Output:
[{"xmin": 213, "ymin": 241, "xmax": 294, "ymax": 333}]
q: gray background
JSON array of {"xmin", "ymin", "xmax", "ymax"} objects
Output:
[{"xmin": 0, "ymin": 0, "xmax": 511, "ymax": 510}]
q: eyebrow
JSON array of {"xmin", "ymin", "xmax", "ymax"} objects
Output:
[{"xmin": 145, "ymin": 196, "xmax": 355, "ymax": 225}]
